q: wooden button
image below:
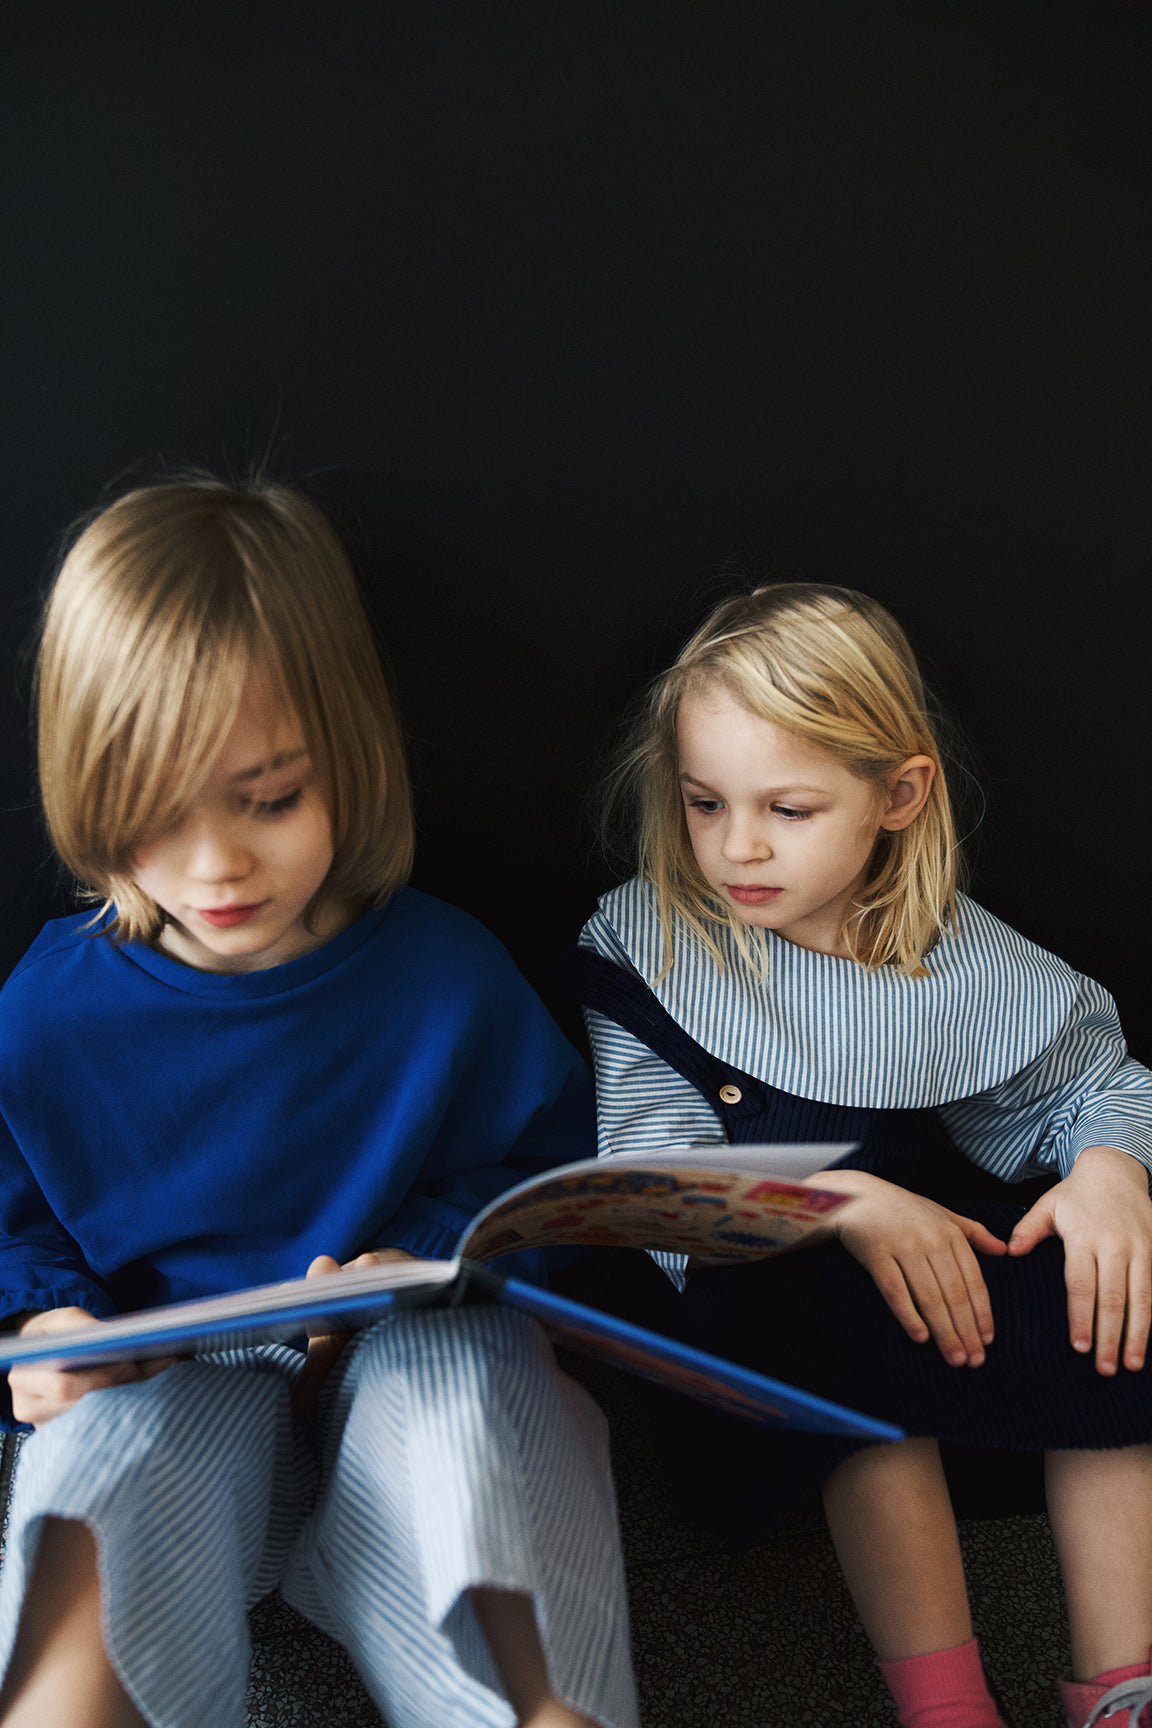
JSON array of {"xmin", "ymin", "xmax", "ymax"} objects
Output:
[{"xmin": 718, "ymin": 1084, "xmax": 742, "ymax": 1104}]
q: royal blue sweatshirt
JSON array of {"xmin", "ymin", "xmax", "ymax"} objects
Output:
[{"xmin": 0, "ymin": 889, "xmax": 593, "ymax": 1328}]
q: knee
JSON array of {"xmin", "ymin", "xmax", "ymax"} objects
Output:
[
  {"xmin": 366, "ymin": 1302, "xmax": 547, "ymax": 1363},
  {"xmin": 23, "ymin": 1360, "xmax": 286, "ymax": 1498},
  {"xmin": 351, "ymin": 1305, "xmax": 556, "ymax": 1407}
]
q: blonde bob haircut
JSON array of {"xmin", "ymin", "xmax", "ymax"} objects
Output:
[
  {"xmin": 36, "ymin": 475, "xmax": 414, "ymax": 945},
  {"xmin": 608, "ymin": 582, "xmax": 964, "ymax": 978}
]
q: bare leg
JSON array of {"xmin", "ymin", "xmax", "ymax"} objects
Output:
[
  {"xmin": 469, "ymin": 1587, "xmax": 601, "ymax": 1728},
  {"xmin": 1047, "ymin": 1444, "xmax": 1152, "ymax": 1680},
  {"xmin": 0, "ymin": 1517, "xmax": 145, "ymax": 1727},
  {"xmin": 822, "ymin": 1437, "xmax": 972, "ymax": 1661}
]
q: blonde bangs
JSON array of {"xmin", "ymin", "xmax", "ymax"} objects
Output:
[{"xmin": 36, "ymin": 476, "xmax": 414, "ymax": 945}]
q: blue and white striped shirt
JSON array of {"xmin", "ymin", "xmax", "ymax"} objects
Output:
[{"xmin": 580, "ymin": 880, "xmax": 1152, "ymax": 1182}]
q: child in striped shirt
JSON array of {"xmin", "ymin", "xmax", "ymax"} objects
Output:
[{"xmin": 575, "ymin": 581, "xmax": 1152, "ymax": 1728}]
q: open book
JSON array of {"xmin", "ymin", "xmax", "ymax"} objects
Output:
[{"xmin": 0, "ymin": 1144, "xmax": 901, "ymax": 1442}]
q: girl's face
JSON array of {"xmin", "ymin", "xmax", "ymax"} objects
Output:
[
  {"xmin": 676, "ymin": 682, "xmax": 931, "ymax": 957},
  {"xmin": 131, "ymin": 679, "xmax": 347, "ymax": 973}
]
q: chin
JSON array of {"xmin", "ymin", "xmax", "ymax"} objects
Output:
[{"xmin": 729, "ymin": 907, "xmax": 778, "ymax": 930}]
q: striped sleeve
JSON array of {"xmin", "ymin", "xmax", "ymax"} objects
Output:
[
  {"xmin": 581, "ymin": 1005, "xmax": 709, "ymax": 1287},
  {"xmin": 581, "ymin": 1005, "xmax": 727, "ymax": 1161},
  {"xmin": 938, "ymin": 973, "xmax": 1152, "ymax": 1180},
  {"xmin": 578, "ymin": 918, "xmax": 727, "ymax": 1158},
  {"xmin": 580, "ymin": 926, "xmax": 723, "ymax": 1287}
]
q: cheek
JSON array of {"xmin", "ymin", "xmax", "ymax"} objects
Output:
[
  {"xmin": 845, "ymin": 818, "xmax": 886, "ymax": 875},
  {"xmin": 857, "ymin": 809, "xmax": 888, "ymax": 852},
  {"xmin": 126, "ymin": 844, "xmax": 167, "ymax": 890},
  {"xmin": 300, "ymin": 807, "xmax": 336, "ymax": 878},
  {"xmin": 129, "ymin": 837, "xmax": 159, "ymax": 872},
  {"xmin": 683, "ymin": 815, "xmax": 713, "ymax": 867}
]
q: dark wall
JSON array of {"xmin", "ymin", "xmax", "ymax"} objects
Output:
[{"xmin": 3, "ymin": 2, "xmax": 1149, "ymax": 1053}]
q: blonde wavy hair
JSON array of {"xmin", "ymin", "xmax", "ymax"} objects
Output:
[
  {"xmin": 36, "ymin": 474, "xmax": 414, "ymax": 944},
  {"xmin": 606, "ymin": 583, "xmax": 965, "ymax": 977}
]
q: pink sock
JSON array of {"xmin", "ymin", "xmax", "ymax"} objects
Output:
[
  {"xmin": 1059, "ymin": 1655, "xmax": 1152, "ymax": 1728},
  {"xmin": 879, "ymin": 1637, "xmax": 1004, "ymax": 1728}
]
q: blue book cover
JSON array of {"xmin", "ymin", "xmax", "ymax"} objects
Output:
[{"xmin": 0, "ymin": 1144, "xmax": 901, "ymax": 1442}]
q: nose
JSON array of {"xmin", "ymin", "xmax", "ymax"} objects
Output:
[
  {"xmin": 720, "ymin": 811, "xmax": 772, "ymax": 865},
  {"xmin": 184, "ymin": 815, "xmax": 254, "ymax": 883}
]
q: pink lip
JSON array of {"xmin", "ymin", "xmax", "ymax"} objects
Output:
[
  {"xmin": 726, "ymin": 885, "xmax": 782, "ymax": 906},
  {"xmin": 197, "ymin": 903, "xmax": 264, "ymax": 929}
]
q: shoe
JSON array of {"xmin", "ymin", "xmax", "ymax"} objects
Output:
[{"xmin": 1081, "ymin": 1677, "xmax": 1152, "ymax": 1727}]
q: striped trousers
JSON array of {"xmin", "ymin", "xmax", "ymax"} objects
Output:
[{"xmin": 0, "ymin": 1305, "xmax": 638, "ymax": 1728}]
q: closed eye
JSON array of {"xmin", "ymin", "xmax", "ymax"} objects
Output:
[{"xmin": 246, "ymin": 788, "xmax": 304, "ymax": 820}]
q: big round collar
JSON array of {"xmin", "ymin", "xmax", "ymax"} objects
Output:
[{"xmin": 588, "ymin": 880, "xmax": 1080, "ymax": 1109}]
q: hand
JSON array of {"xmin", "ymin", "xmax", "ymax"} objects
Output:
[
  {"xmin": 814, "ymin": 1170, "xmax": 1008, "ymax": 1366},
  {"xmin": 1009, "ymin": 1145, "xmax": 1152, "ymax": 1375},
  {"xmin": 291, "ymin": 1249, "xmax": 416, "ymax": 1418},
  {"xmin": 8, "ymin": 1308, "xmax": 178, "ymax": 1429}
]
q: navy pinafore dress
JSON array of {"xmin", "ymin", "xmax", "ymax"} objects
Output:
[{"xmin": 569, "ymin": 948, "xmax": 1152, "ymax": 1537}]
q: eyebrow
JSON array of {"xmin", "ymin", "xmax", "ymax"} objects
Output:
[
  {"xmin": 231, "ymin": 749, "xmax": 309, "ymax": 784},
  {"xmin": 678, "ymin": 771, "xmax": 827, "ymax": 796}
]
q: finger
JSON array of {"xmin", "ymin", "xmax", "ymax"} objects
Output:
[
  {"xmin": 61, "ymin": 1361, "xmax": 140, "ymax": 1393},
  {"xmin": 952, "ymin": 1216, "xmax": 1009, "ymax": 1258},
  {"xmin": 920, "ymin": 1230, "xmax": 995, "ymax": 1353},
  {"xmin": 291, "ymin": 1331, "xmax": 348, "ymax": 1419},
  {"xmin": 16, "ymin": 1306, "xmax": 101, "ymax": 1337},
  {"xmin": 953, "ymin": 1245, "xmax": 995, "ymax": 1349},
  {"xmin": 12, "ymin": 1391, "xmax": 62, "ymax": 1428},
  {"xmin": 306, "ymin": 1255, "xmax": 342, "ymax": 1279},
  {"xmin": 292, "ymin": 1255, "xmax": 351, "ymax": 1416},
  {"xmin": 865, "ymin": 1253, "xmax": 933, "ymax": 1347},
  {"xmin": 9, "ymin": 1382, "xmax": 52, "ymax": 1426},
  {"xmin": 1007, "ymin": 1197, "xmax": 1057, "ymax": 1256},
  {"xmin": 1063, "ymin": 1244, "xmax": 1101, "ymax": 1364},
  {"xmin": 877, "ymin": 1237, "xmax": 987, "ymax": 1368},
  {"xmin": 9, "ymin": 1362, "xmax": 121, "ymax": 1399},
  {"xmin": 1123, "ymin": 1254, "xmax": 1152, "ymax": 1373},
  {"xmin": 10, "ymin": 1362, "xmax": 131, "ymax": 1425},
  {"xmin": 1090, "ymin": 1248, "xmax": 1131, "ymax": 1377},
  {"xmin": 856, "ymin": 1231, "xmax": 981, "ymax": 1362},
  {"xmin": 900, "ymin": 1253, "xmax": 983, "ymax": 1367},
  {"xmin": 135, "ymin": 1355, "xmax": 182, "ymax": 1381}
]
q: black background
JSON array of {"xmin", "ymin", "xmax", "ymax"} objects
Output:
[{"xmin": 2, "ymin": 2, "xmax": 1149, "ymax": 1055}]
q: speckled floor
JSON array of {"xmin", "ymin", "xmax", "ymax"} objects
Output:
[
  {"xmin": 567, "ymin": 1355, "xmax": 1073, "ymax": 1728},
  {"xmin": 1, "ymin": 1364, "xmax": 1074, "ymax": 1727}
]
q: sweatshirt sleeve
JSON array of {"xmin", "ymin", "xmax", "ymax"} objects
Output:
[
  {"xmin": 0, "ymin": 1107, "xmax": 117, "ymax": 1431},
  {"xmin": 938, "ymin": 972, "xmax": 1152, "ymax": 1181},
  {"xmin": 0, "ymin": 1109, "xmax": 115, "ymax": 1328}
]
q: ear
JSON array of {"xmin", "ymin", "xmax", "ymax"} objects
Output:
[{"xmin": 878, "ymin": 755, "xmax": 936, "ymax": 832}]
